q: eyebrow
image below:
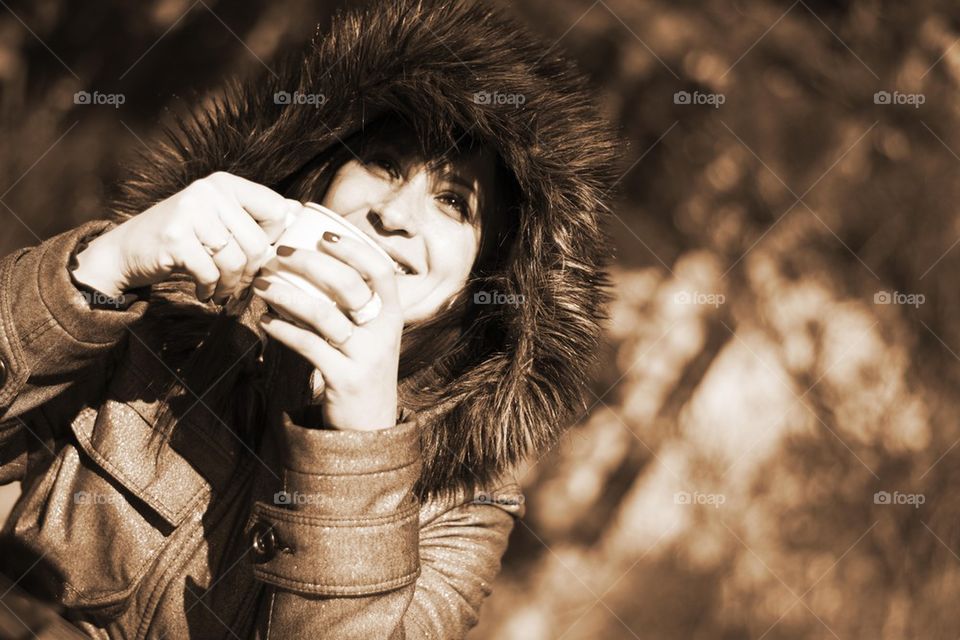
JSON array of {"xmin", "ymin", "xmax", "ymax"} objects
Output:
[
  {"xmin": 438, "ymin": 171, "xmax": 477, "ymax": 194},
  {"xmin": 363, "ymin": 139, "xmax": 480, "ymax": 195}
]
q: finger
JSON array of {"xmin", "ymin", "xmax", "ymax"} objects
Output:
[
  {"xmin": 267, "ymin": 247, "xmax": 374, "ymax": 312},
  {"xmin": 190, "ymin": 197, "xmax": 244, "ymax": 301},
  {"xmin": 207, "ymin": 172, "xmax": 303, "ymax": 242},
  {"xmin": 317, "ymin": 234, "xmax": 401, "ymax": 312},
  {"xmin": 210, "ymin": 239, "xmax": 247, "ymax": 302},
  {"xmin": 259, "ymin": 314, "xmax": 350, "ymax": 373},
  {"xmin": 192, "ymin": 206, "xmax": 233, "ymax": 255},
  {"xmin": 176, "ymin": 239, "xmax": 221, "ymax": 301},
  {"xmin": 252, "ymin": 278, "xmax": 356, "ymax": 352},
  {"xmin": 215, "ymin": 201, "xmax": 272, "ymax": 285}
]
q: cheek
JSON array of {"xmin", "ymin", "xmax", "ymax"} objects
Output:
[
  {"xmin": 399, "ymin": 223, "xmax": 478, "ymax": 323},
  {"xmin": 320, "ymin": 167, "xmax": 384, "ymax": 212},
  {"xmin": 427, "ymin": 223, "xmax": 480, "ymax": 283}
]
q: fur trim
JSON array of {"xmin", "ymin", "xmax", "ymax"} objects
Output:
[{"xmin": 111, "ymin": 0, "xmax": 620, "ymax": 497}]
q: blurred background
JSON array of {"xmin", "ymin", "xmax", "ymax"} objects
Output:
[{"xmin": 3, "ymin": 0, "xmax": 960, "ymax": 638}]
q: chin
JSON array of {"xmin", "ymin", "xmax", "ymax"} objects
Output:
[
  {"xmin": 398, "ymin": 284, "xmax": 447, "ymax": 323},
  {"xmin": 396, "ymin": 282, "xmax": 416, "ymax": 321}
]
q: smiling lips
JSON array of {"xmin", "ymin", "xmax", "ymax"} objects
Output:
[{"xmin": 378, "ymin": 243, "xmax": 417, "ymax": 275}]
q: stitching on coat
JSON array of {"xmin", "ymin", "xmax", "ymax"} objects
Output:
[
  {"xmin": 283, "ymin": 458, "xmax": 419, "ymax": 480},
  {"xmin": 35, "ymin": 226, "xmax": 127, "ymax": 348},
  {"xmin": 40, "ymin": 446, "xmax": 164, "ymax": 607},
  {"xmin": 20, "ymin": 315, "xmax": 56, "ymax": 344},
  {"xmin": 253, "ymin": 567, "xmax": 421, "ymax": 595},
  {"xmin": 72, "ymin": 423, "xmax": 211, "ymax": 526},
  {"xmin": 1, "ymin": 248, "xmax": 35, "ymax": 343},
  {"xmin": 281, "ymin": 446, "xmax": 420, "ymax": 476},
  {"xmin": 254, "ymin": 498, "xmax": 420, "ymax": 527},
  {"xmin": 0, "ymin": 252, "xmax": 29, "ymax": 408}
]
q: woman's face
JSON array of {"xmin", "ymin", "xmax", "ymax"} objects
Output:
[{"xmin": 321, "ymin": 130, "xmax": 499, "ymax": 323}]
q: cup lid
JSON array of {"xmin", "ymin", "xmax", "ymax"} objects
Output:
[{"xmin": 298, "ymin": 202, "xmax": 394, "ymax": 265}]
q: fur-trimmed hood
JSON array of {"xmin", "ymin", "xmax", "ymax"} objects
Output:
[{"xmin": 111, "ymin": 0, "xmax": 620, "ymax": 497}]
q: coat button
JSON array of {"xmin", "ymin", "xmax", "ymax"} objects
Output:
[{"xmin": 250, "ymin": 521, "xmax": 277, "ymax": 563}]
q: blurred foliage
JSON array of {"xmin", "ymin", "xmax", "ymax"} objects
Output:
[{"xmin": 4, "ymin": 0, "xmax": 960, "ymax": 638}]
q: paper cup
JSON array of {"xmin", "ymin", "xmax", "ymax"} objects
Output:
[{"xmin": 260, "ymin": 202, "xmax": 395, "ymax": 304}]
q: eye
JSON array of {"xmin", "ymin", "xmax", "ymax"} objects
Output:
[
  {"xmin": 437, "ymin": 192, "xmax": 470, "ymax": 220},
  {"xmin": 365, "ymin": 155, "xmax": 401, "ymax": 180}
]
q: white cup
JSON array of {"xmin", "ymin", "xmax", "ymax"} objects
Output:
[{"xmin": 259, "ymin": 202, "xmax": 396, "ymax": 304}]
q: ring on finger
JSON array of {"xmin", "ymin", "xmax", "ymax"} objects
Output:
[
  {"xmin": 204, "ymin": 234, "xmax": 232, "ymax": 256},
  {"xmin": 327, "ymin": 324, "xmax": 354, "ymax": 348},
  {"xmin": 348, "ymin": 291, "xmax": 382, "ymax": 326}
]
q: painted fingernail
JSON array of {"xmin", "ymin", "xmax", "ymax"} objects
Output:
[
  {"xmin": 322, "ymin": 231, "xmax": 340, "ymax": 243},
  {"xmin": 276, "ymin": 245, "xmax": 296, "ymax": 257},
  {"xmin": 252, "ymin": 278, "xmax": 270, "ymax": 291},
  {"xmin": 260, "ymin": 314, "xmax": 274, "ymax": 325}
]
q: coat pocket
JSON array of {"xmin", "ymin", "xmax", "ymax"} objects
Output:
[{"xmin": 3, "ymin": 395, "xmax": 232, "ymax": 615}]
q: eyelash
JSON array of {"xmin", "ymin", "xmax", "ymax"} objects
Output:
[
  {"xmin": 437, "ymin": 193, "xmax": 469, "ymax": 219},
  {"xmin": 366, "ymin": 156, "xmax": 401, "ymax": 180},
  {"xmin": 364, "ymin": 155, "xmax": 471, "ymax": 220}
]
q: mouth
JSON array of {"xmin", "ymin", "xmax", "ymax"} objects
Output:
[{"xmin": 378, "ymin": 243, "xmax": 418, "ymax": 276}]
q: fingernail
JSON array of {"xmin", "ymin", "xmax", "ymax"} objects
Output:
[
  {"xmin": 252, "ymin": 278, "xmax": 270, "ymax": 291},
  {"xmin": 322, "ymin": 231, "xmax": 340, "ymax": 243},
  {"xmin": 260, "ymin": 314, "xmax": 273, "ymax": 325},
  {"xmin": 276, "ymin": 245, "xmax": 296, "ymax": 257}
]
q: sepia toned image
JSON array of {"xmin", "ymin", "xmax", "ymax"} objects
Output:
[{"xmin": 0, "ymin": 0, "xmax": 958, "ymax": 638}]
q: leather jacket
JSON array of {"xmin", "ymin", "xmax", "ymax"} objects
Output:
[
  {"xmin": 0, "ymin": 219, "xmax": 525, "ymax": 639},
  {"xmin": 0, "ymin": 0, "xmax": 620, "ymax": 635}
]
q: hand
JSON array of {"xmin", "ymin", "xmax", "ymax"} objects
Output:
[
  {"xmin": 252, "ymin": 233, "xmax": 403, "ymax": 431},
  {"xmin": 72, "ymin": 172, "xmax": 302, "ymax": 303}
]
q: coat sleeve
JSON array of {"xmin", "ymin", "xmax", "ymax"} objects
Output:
[
  {"xmin": 247, "ymin": 413, "xmax": 523, "ymax": 639},
  {"xmin": 0, "ymin": 220, "xmax": 149, "ymax": 484}
]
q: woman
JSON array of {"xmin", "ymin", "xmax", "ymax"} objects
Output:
[{"xmin": 0, "ymin": 0, "xmax": 618, "ymax": 637}]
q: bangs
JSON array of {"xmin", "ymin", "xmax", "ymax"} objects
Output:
[
  {"xmin": 280, "ymin": 111, "xmax": 521, "ymax": 276},
  {"xmin": 356, "ymin": 111, "xmax": 489, "ymax": 170}
]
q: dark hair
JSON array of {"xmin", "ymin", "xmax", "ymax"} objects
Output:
[{"xmin": 146, "ymin": 113, "xmax": 520, "ymax": 458}]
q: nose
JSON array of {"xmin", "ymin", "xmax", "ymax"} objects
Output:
[{"xmin": 368, "ymin": 186, "xmax": 421, "ymax": 237}]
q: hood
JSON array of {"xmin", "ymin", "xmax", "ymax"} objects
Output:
[{"xmin": 111, "ymin": 0, "xmax": 620, "ymax": 497}]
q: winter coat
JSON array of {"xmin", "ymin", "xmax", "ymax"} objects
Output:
[{"xmin": 0, "ymin": 0, "xmax": 618, "ymax": 637}]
